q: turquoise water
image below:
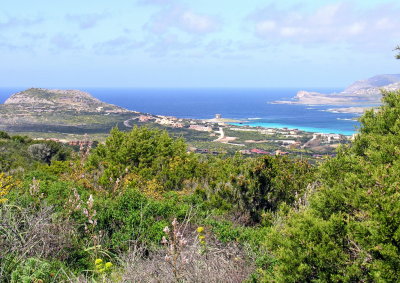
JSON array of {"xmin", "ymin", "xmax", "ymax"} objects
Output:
[{"xmin": 230, "ymin": 122, "xmax": 356, "ymax": 136}]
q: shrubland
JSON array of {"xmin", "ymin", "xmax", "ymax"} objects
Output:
[{"xmin": 1, "ymin": 91, "xmax": 400, "ymax": 282}]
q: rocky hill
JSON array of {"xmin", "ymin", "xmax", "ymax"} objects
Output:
[
  {"xmin": 0, "ymin": 88, "xmax": 137, "ymax": 134},
  {"xmin": 4, "ymin": 88, "xmax": 129, "ymax": 113},
  {"xmin": 344, "ymin": 74, "xmax": 400, "ymax": 93},
  {"xmin": 274, "ymin": 74, "xmax": 400, "ymax": 106}
]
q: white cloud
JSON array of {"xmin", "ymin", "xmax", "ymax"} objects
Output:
[
  {"xmin": 144, "ymin": 5, "xmax": 220, "ymax": 35},
  {"xmin": 249, "ymin": 2, "xmax": 400, "ymax": 47},
  {"xmin": 347, "ymin": 22, "xmax": 365, "ymax": 35},
  {"xmin": 180, "ymin": 11, "xmax": 217, "ymax": 33}
]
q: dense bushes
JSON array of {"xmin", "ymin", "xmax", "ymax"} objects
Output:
[
  {"xmin": 261, "ymin": 90, "xmax": 400, "ymax": 282},
  {"xmin": 0, "ymin": 135, "xmax": 71, "ymax": 172},
  {"xmin": 2, "ymin": 92, "xmax": 400, "ymax": 282},
  {"xmin": 87, "ymin": 127, "xmax": 201, "ymax": 192}
]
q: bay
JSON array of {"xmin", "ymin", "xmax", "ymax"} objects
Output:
[{"xmin": 0, "ymin": 87, "xmax": 360, "ymax": 135}]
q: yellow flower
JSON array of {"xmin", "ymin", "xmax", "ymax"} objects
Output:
[
  {"xmin": 196, "ymin": 226, "xmax": 204, "ymax": 233},
  {"xmin": 105, "ymin": 262, "xmax": 113, "ymax": 269},
  {"xmin": 199, "ymin": 235, "xmax": 205, "ymax": 240},
  {"xmin": 0, "ymin": 173, "xmax": 15, "ymax": 203},
  {"xmin": 95, "ymin": 258, "xmax": 103, "ymax": 265}
]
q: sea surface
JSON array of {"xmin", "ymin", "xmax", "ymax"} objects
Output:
[{"xmin": 0, "ymin": 87, "xmax": 362, "ymax": 135}]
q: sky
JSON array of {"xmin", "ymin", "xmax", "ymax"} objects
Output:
[{"xmin": 1, "ymin": 0, "xmax": 399, "ymax": 88}]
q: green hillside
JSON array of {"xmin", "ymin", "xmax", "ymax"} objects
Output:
[{"xmin": 1, "ymin": 90, "xmax": 400, "ymax": 282}]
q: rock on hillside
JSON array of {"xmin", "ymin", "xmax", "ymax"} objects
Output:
[{"xmin": 4, "ymin": 88, "xmax": 129, "ymax": 113}]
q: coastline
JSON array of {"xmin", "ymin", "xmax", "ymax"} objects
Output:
[{"xmin": 229, "ymin": 122, "xmax": 356, "ymax": 136}]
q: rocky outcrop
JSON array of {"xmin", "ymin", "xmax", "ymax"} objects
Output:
[
  {"xmin": 4, "ymin": 88, "xmax": 128, "ymax": 113},
  {"xmin": 274, "ymin": 74, "xmax": 400, "ymax": 105}
]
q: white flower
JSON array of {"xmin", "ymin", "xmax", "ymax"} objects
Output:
[
  {"xmin": 163, "ymin": 226, "xmax": 170, "ymax": 234},
  {"xmin": 87, "ymin": 194, "xmax": 94, "ymax": 208}
]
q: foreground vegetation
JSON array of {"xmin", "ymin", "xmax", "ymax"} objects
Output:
[{"xmin": 1, "ymin": 91, "xmax": 400, "ymax": 282}]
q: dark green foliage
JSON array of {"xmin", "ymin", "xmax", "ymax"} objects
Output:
[
  {"xmin": 96, "ymin": 188, "xmax": 191, "ymax": 251},
  {"xmin": 28, "ymin": 141, "xmax": 71, "ymax": 164},
  {"xmin": 0, "ymin": 131, "xmax": 11, "ymax": 139},
  {"xmin": 87, "ymin": 126, "xmax": 199, "ymax": 191},
  {"xmin": 262, "ymin": 90, "xmax": 400, "ymax": 282},
  {"xmin": 10, "ymin": 257, "xmax": 69, "ymax": 283},
  {"xmin": 198, "ymin": 154, "xmax": 314, "ymax": 222},
  {"xmin": 230, "ymin": 156, "xmax": 313, "ymax": 221},
  {"xmin": 0, "ymin": 136, "xmax": 72, "ymax": 172}
]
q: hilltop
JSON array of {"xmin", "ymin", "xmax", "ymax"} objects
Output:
[
  {"xmin": 4, "ymin": 88, "xmax": 128, "ymax": 113},
  {"xmin": 274, "ymin": 74, "xmax": 400, "ymax": 107},
  {"xmin": 0, "ymin": 88, "xmax": 136, "ymax": 135}
]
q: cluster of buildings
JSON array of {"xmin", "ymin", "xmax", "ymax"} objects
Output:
[
  {"xmin": 33, "ymin": 138, "xmax": 93, "ymax": 147},
  {"xmin": 239, "ymin": 149, "xmax": 289, "ymax": 156},
  {"xmin": 188, "ymin": 125, "xmax": 213, "ymax": 132},
  {"xmin": 188, "ymin": 147, "xmax": 220, "ymax": 155},
  {"xmin": 138, "ymin": 115, "xmax": 184, "ymax": 128}
]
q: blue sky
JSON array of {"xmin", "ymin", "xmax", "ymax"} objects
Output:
[{"xmin": 1, "ymin": 0, "xmax": 399, "ymax": 88}]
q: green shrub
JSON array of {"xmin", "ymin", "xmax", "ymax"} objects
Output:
[
  {"xmin": 11, "ymin": 257, "xmax": 69, "ymax": 283},
  {"xmin": 261, "ymin": 91, "xmax": 400, "ymax": 282}
]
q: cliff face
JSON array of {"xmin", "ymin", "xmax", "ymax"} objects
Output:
[{"xmin": 4, "ymin": 88, "xmax": 128, "ymax": 113}]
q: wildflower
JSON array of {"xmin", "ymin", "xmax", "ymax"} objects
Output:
[
  {"xmin": 95, "ymin": 258, "xmax": 103, "ymax": 265},
  {"xmin": 172, "ymin": 218, "xmax": 178, "ymax": 226},
  {"xmin": 161, "ymin": 236, "xmax": 168, "ymax": 244},
  {"xmin": 196, "ymin": 226, "xmax": 204, "ymax": 233},
  {"xmin": 163, "ymin": 226, "xmax": 170, "ymax": 234},
  {"xmin": 87, "ymin": 194, "xmax": 94, "ymax": 208},
  {"xmin": 105, "ymin": 262, "xmax": 113, "ymax": 269}
]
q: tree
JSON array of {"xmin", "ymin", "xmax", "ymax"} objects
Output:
[
  {"xmin": 229, "ymin": 156, "xmax": 313, "ymax": 222},
  {"xmin": 395, "ymin": 45, "xmax": 400, "ymax": 59},
  {"xmin": 0, "ymin": 131, "xmax": 10, "ymax": 139},
  {"xmin": 87, "ymin": 127, "xmax": 197, "ymax": 191}
]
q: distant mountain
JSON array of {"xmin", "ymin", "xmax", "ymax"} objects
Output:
[
  {"xmin": 274, "ymin": 74, "xmax": 400, "ymax": 106},
  {"xmin": 4, "ymin": 88, "xmax": 129, "ymax": 113},
  {"xmin": 344, "ymin": 74, "xmax": 400, "ymax": 93}
]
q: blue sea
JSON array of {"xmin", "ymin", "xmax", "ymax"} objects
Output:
[{"xmin": 0, "ymin": 87, "xmax": 362, "ymax": 135}]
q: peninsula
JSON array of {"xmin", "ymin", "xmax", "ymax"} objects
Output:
[{"xmin": 274, "ymin": 74, "xmax": 400, "ymax": 113}]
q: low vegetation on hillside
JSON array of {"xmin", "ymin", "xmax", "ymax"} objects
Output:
[{"xmin": 1, "ymin": 91, "xmax": 400, "ymax": 282}]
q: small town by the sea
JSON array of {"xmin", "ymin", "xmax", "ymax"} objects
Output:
[
  {"xmin": 127, "ymin": 112, "xmax": 351, "ymax": 158},
  {"xmin": 0, "ymin": 87, "xmax": 353, "ymax": 160}
]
